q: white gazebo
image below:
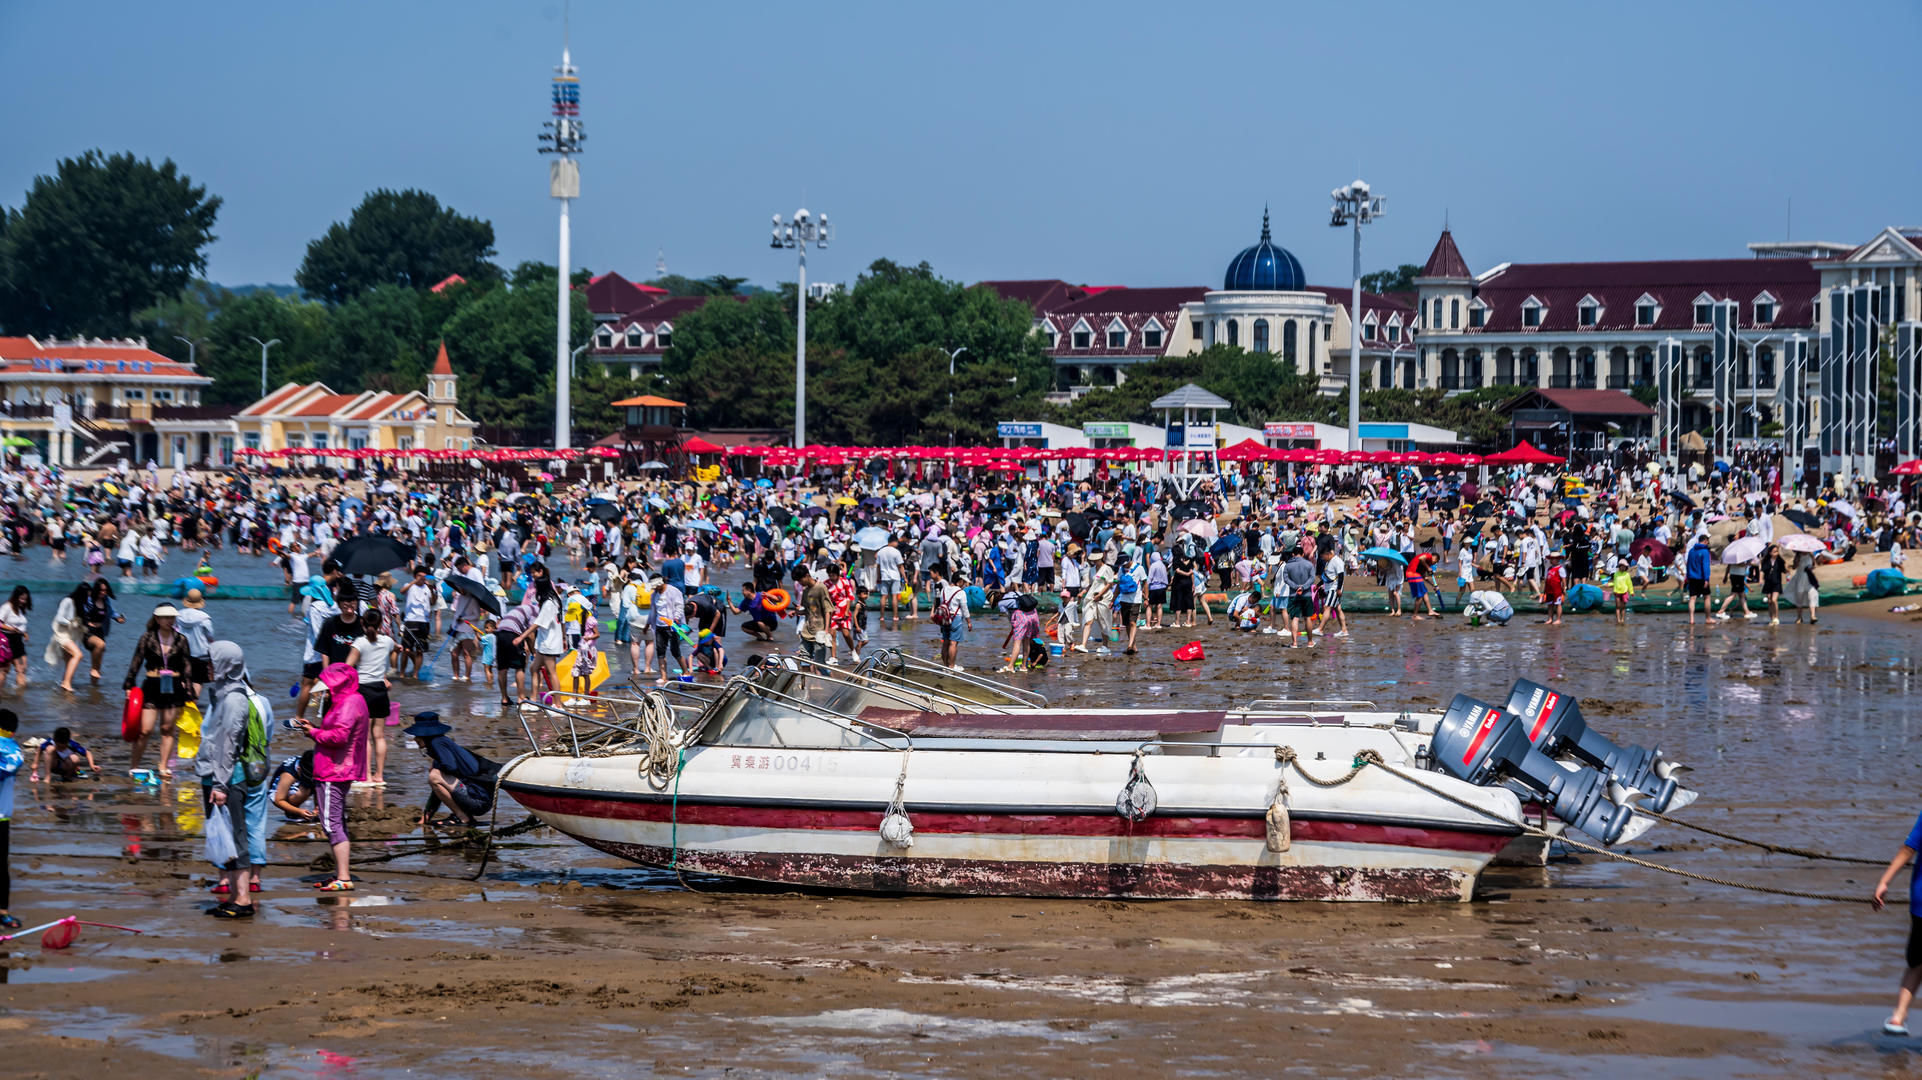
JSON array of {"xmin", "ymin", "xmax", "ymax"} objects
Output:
[{"xmin": 1151, "ymin": 383, "xmax": 1231, "ymax": 497}]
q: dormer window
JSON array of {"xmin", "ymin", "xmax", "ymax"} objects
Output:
[
  {"xmin": 1635, "ymin": 294, "xmax": 1659, "ymax": 326},
  {"xmin": 655, "ymin": 323, "xmax": 673, "ymax": 350},
  {"xmin": 1693, "ymin": 294, "xmax": 1715, "ymax": 324},
  {"xmin": 1578, "ymin": 295, "xmax": 1602, "ymax": 328},
  {"xmin": 1070, "ymin": 319, "xmax": 1092, "ymax": 350},
  {"xmin": 1363, "ymin": 314, "xmax": 1379, "ymax": 341},
  {"xmin": 1468, "ymin": 298, "xmax": 1487, "ymax": 328},
  {"xmin": 1386, "ymin": 315, "xmax": 1402, "ymax": 343},
  {"xmin": 1754, "ymin": 292, "xmax": 1777, "ymax": 324},
  {"xmin": 1106, "ymin": 318, "xmax": 1128, "ymax": 349},
  {"xmin": 595, "ymin": 325, "xmax": 615, "ymax": 348},
  {"xmin": 1521, "ymin": 297, "xmax": 1544, "ymax": 328},
  {"xmin": 624, "ymin": 326, "xmax": 645, "ymax": 348},
  {"xmin": 1042, "ymin": 321, "xmax": 1059, "ymax": 348},
  {"xmin": 1142, "ymin": 318, "xmax": 1164, "ymax": 350}
]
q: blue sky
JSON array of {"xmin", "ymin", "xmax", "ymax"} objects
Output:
[{"xmin": 4, "ymin": 1, "xmax": 1917, "ymax": 293}]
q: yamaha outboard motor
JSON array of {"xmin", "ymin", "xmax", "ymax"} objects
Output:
[
  {"xmin": 1504, "ymin": 680, "xmax": 1680, "ymax": 812},
  {"xmin": 1430, "ymin": 694, "xmax": 1638, "ymax": 845}
]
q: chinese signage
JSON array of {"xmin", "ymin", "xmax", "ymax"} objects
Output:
[
  {"xmin": 1264, "ymin": 422, "xmax": 1317, "ymax": 438},
  {"xmin": 1082, "ymin": 422, "xmax": 1130, "ymax": 439},
  {"xmin": 997, "ymin": 422, "xmax": 1043, "ymax": 439},
  {"xmin": 1184, "ymin": 426, "xmax": 1217, "ymax": 449}
]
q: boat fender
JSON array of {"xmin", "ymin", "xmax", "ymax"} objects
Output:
[
  {"xmin": 1116, "ymin": 754, "xmax": 1157, "ymax": 821},
  {"xmin": 1265, "ymin": 780, "xmax": 1291, "ymax": 853},
  {"xmin": 880, "ymin": 812, "xmax": 915, "ymax": 848}
]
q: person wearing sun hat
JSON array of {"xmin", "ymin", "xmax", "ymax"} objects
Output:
[{"xmin": 403, "ymin": 712, "xmax": 501, "ymax": 826}]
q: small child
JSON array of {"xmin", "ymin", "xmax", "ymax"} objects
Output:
[
  {"xmin": 570, "ymin": 611, "xmax": 599, "ymax": 695},
  {"xmin": 30, "ymin": 727, "xmax": 96, "ymax": 781},
  {"xmin": 1001, "ymin": 595, "xmax": 1046, "ymax": 672},
  {"xmin": 477, "ymin": 616, "xmax": 498, "ymax": 689},
  {"xmin": 562, "ymin": 583, "xmax": 587, "ymax": 654}
]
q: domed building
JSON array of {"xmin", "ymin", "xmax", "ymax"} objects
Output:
[
  {"xmin": 1175, "ymin": 209, "xmax": 1414, "ymax": 394},
  {"xmin": 979, "ymin": 208, "xmax": 1415, "ymax": 400}
]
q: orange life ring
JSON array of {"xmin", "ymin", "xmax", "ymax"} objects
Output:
[
  {"xmin": 762, "ymin": 588, "xmax": 791, "ymax": 613},
  {"xmin": 198, "ymin": 575, "xmax": 219, "ymax": 588},
  {"xmin": 266, "ymin": 537, "xmax": 281, "ymax": 554}
]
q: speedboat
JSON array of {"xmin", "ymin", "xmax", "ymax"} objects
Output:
[{"xmin": 499, "ymin": 653, "xmax": 1694, "ymax": 903}]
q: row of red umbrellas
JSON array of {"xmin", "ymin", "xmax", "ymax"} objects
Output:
[
  {"xmin": 236, "ymin": 447, "xmax": 620, "ymax": 462},
  {"xmin": 724, "ymin": 441, "xmax": 1520, "ymax": 468}
]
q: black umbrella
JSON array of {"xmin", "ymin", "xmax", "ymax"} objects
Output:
[
  {"xmin": 1172, "ymin": 500, "xmax": 1212, "ymax": 521},
  {"xmin": 1669, "ymin": 490, "xmax": 1697, "ymax": 509},
  {"xmin": 443, "ymin": 572, "xmax": 504, "ymax": 616},
  {"xmin": 330, "ymin": 534, "xmax": 417, "ymax": 576},
  {"xmin": 800, "ymin": 506, "xmax": 829, "ymax": 519},
  {"xmin": 767, "ymin": 506, "xmax": 793, "ymax": 529},
  {"xmin": 1468, "ymin": 500, "xmax": 1494, "ymax": 519},
  {"xmin": 1064, "ymin": 511, "xmax": 1091, "ymax": 540},
  {"xmin": 1782, "ymin": 508, "xmax": 1820, "ymax": 529},
  {"xmin": 588, "ymin": 502, "xmax": 623, "ymax": 522}
]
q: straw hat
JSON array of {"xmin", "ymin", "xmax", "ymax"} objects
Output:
[{"xmin": 182, "ymin": 589, "xmax": 205, "ymax": 608}]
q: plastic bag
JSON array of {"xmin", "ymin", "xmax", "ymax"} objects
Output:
[{"xmin": 204, "ymin": 804, "xmax": 238, "ymax": 868}]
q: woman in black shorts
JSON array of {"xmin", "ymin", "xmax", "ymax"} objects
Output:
[{"xmin": 122, "ymin": 605, "xmax": 193, "ymax": 776}]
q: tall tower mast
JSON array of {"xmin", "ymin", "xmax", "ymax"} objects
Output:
[{"xmin": 539, "ymin": 41, "xmax": 584, "ymax": 450}]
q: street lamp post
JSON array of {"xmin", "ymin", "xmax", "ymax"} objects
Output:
[
  {"xmin": 248, "ymin": 337, "xmax": 280, "ymax": 399},
  {"xmin": 946, "ymin": 346, "xmax": 967, "ymax": 445},
  {"xmin": 770, "ymin": 208, "xmax": 832, "ymax": 448},
  {"xmin": 173, "ymin": 336, "xmax": 200, "ymax": 371},
  {"xmin": 1329, "ymin": 179, "xmax": 1385, "ymax": 453},
  {"xmin": 538, "ymin": 44, "xmax": 585, "ymax": 451}
]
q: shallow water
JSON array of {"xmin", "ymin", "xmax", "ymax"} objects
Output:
[{"xmin": 5, "ymin": 547, "xmax": 1920, "ymax": 1076}]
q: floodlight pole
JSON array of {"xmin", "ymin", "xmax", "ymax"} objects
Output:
[
  {"xmin": 1330, "ymin": 179, "xmax": 1384, "ymax": 454},
  {"xmin": 770, "ymin": 209, "xmax": 833, "ymax": 448}
]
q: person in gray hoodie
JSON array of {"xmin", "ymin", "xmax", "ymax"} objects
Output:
[{"xmin": 195, "ymin": 640, "xmax": 256, "ymax": 918}]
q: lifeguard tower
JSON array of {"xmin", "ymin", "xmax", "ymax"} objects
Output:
[
  {"xmin": 611, "ymin": 395, "xmax": 687, "ymax": 475},
  {"xmin": 1152, "ymin": 383, "xmax": 1229, "ymax": 497}
]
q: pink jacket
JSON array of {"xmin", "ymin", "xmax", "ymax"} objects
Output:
[{"xmin": 309, "ymin": 662, "xmax": 370, "ymax": 783}]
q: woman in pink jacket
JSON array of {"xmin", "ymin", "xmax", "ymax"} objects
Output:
[{"xmin": 295, "ymin": 662, "xmax": 368, "ymax": 891}]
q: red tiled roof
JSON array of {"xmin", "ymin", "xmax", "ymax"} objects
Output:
[
  {"xmin": 1419, "ymin": 229, "xmax": 1472, "ymax": 279},
  {"xmin": 432, "ymin": 341, "xmax": 454, "ymax": 376},
  {"xmin": 349, "ymin": 393, "xmax": 401, "ymax": 421},
  {"xmin": 1053, "ymin": 286, "xmax": 1210, "ymax": 318},
  {"xmin": 1044, "ymin": 287, "xmax": 1208, "ymax": 359},
  {"xmin": 584, "ymin": 272, "xmax": 670, "ymax": 318},
  {"xmin": 1498, "ymin": 388, "xmax": 1655, "ymax": 417},
  {"xmin": 293, "ymin": 393, "xmax": 360, "ymax": 418},
  {"xmin": 1304, "ymin": 286, "xmax": 1414, "ymax": 347},
  {"xmin": 243, "ymin": 382, "xmax": 314, "ymax": 416},
  {"xmin": 974, "ymin": 279, "xmax": 1087, "ymax": 316},
  {"xmin": 430, "ymin": 274, "xmax": 467, "ymax": 294},
  {"xmin": 593, "ymin": 296, "xmax": 721, "ymax": 356},
  {"xmin": 0, "ymin": 336, "xmax": 206, "ymax": 380},
  {"xmin": 1471, "ymin": 258, "xmax": 1818, "ymax": 333}
]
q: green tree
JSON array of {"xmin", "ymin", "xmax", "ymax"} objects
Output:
[
  {"xmin": 138, "ymin": 279, "xmax": 233, "ymax": 367},
  {"xmin": 296, "ymin": 189, "xmax": 500, "ymax": 305},
  {"xmin": 321, "ymin": 284, "xmax": 430, "ymax": 393},
  {"xmin": 1360, "ymin": 263, "xmax": 1422, "ymax": 295},
  {"xmin": 438, "ymin": 267, "xmax": 590, "ymax": 434},
  {"xmin": 0, "ymin": 150, "xmax": 221, "ymax": 337},
  {"xmin": 202, "ymin": 291, "xmax": 331, "ymax": 404}
]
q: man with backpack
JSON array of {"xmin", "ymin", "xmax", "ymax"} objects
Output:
[
  {"xmin": 195, "ymin": 640, "xmax": 273, "ymax": 918},
  {"xmin": 928, "ymin": 563, "xmax": 972, "ymax": 670}
]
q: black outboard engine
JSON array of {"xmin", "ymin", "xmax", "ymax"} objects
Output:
[
  {"xmin": 1504, "ymin": 680, "xmax": 1679, "ymax": 812},
  {"xmin": 1430, "ymin": 694, "xmax": 1638, "ymax": 845}
]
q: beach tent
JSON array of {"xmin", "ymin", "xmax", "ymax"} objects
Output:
[{"xmin": 1482, "ymin": 442, "xmax": 1565, "ymax": 466}]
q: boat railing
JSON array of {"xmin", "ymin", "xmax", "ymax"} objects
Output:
[
  {"xmin": 1242, "ymin": 699, "xmax": 1380, "ymax": 712},
  {"xmin": 514, "ymin": 695, "xmax": 672, "ymax": 756},
  {"xmin": 867, "ymin": 648, "xmax": 1051, "ymax": 708},
  {"xmin": 780, "ymin": 655, "xmax": 995, "ymax": 716}
]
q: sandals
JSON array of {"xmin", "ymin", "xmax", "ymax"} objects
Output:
[
  {"xmin": 1884, "ymin": 1019, "xmax": 1909, "ymax": 1037},
  {"xmin": 315, "ymin": 878, "xmax": 355, "ymax": 892},
  {"xmin": 0, "ymin": 915, "xmax": 20, "ymax": 929}
]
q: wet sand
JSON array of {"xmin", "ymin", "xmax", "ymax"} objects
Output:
[{"xmin": 3, "ymin": 552, "xmax": 1920, "ymax": 1077}]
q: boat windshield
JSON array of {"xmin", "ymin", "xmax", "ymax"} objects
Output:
[{"xmin": 699, "ymin": 672, "xmax": 895, "ymax": 749}]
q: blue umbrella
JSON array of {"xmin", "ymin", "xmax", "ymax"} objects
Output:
[
  {"xmin": 1359, "ymin": 547, "xmax": 1408, "ymax": 565},
  {"xmin": 684, "ymin": 519, "xmax": 720, "ymax": 533},
  {"xmin": 1209, "ymin": 532, "xmax": 1243, "ymax": 558}
]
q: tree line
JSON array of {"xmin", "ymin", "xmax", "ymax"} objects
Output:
[{"xmin": 0, "ymin": 149, "xmax": 1510, "ymax": 447}]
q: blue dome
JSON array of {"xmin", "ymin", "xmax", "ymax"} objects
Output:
[{"xmin": 1222, "ymin": 209, "xmax": 1305, "ymax": 291}]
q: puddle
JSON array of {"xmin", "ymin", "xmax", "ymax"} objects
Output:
[{"xmin": 756, "ymin": 1006, "xmax": 1126, "ymax": 1043}]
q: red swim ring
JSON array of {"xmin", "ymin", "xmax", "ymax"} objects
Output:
[{"xmin": 762, "ymin": 588, "xmax": 791, "ymax": 613}]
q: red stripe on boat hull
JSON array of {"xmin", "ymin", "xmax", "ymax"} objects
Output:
[
  {"xmin": 510, "ymin": 789, "xmax": 1512, "ymax": 855},
  {"xmin": 556, "ymin": 835, "xmax": 1475, "ymax": 902}
]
